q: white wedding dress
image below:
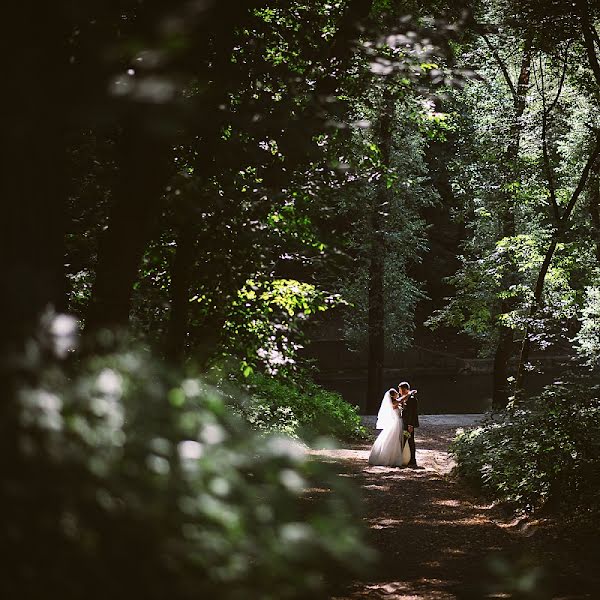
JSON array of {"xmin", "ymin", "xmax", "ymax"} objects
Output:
[{"xmin": 368, "ymin": 391, "xmax": 411, "ymax": 467}]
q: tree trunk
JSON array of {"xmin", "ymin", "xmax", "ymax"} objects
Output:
[
  {"xmin": 578, "ymin": 0, "xmax": 600, "ymax": 88},
  {"xmin": 1, "ymin": 5, "xmax": 71, "ymax": 354},
  {"xmin": 165, "ymin": 224, "xmax": 196, "ymax": 362},
  {"xmin": 515, "ymin": 238, "xmax": 558, "ymax": 390},
  {"xmin": 367, "ymin": 250, "xmax": 385, "ymax": 414},
  {"xmin": 491, "ymin": 34, "xmax": 533, "ymax": 409},
  {"xmin": 367, "ymin": 89, "xmax": 393, "ymax": 414},
  {"xmin": 86, "ymin": 126, "xmax": 173, "ymax": 332},
  {"xmin": 492, "ymin": 327, "xmax": 514, "ymax": 408},
  {"xmin": 589, "ymin": 160, "xmax": 600, "ymax": 264},
  {"xmin": 420, "ymin": 139, "xmax": 465, "ymax": 321}
]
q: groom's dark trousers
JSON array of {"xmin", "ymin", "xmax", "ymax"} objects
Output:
[{"xmin": 402, "ymin": 393, "xmax": 419, "ymax": 466}]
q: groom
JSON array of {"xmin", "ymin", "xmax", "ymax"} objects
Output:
[{"xmin": 399, "ymin": 381, "xmax": 419, "ymax": 468}]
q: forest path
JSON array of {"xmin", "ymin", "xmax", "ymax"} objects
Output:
[{"xmin": 309, "ymin": 417, "xmax": 595, "ymax": 600}]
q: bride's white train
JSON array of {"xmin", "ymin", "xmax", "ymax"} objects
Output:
[{"xmin": 368, "ymin": 388, "xmax": 411, "ymax": 467}]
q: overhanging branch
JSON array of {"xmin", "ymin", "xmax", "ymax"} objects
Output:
[{"xmin": 482, "ymin": 33, "xmax": 517, "ymax": 100}]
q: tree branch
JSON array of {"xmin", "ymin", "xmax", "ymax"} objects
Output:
[
  {"xmin": 482, "ymin": 33, "xmax": 517, "ymax": 100},
  {"xmin": 560, "ymin": 133, "xmax": 600, "ymax": 227},
  {"xmin": 578, "ymin": 0, "xmax": 600, "ymax": 89},
  {"xmin": 515, "ymin": 33, "xmax": 534, "ymax": 114},
  {"xmin": 516, "ymin": 135, "xmax": 600, "ymax": 391},
  {"xmin": 536, "ymin": 56, "xmax": 561, "ymax": 223},
  {"xmin": 548, "ymin": 42, "xmax": 571, "ymax": 113},
  {"xmin": 588, "ymin": 159, "xmax": 600, "ymax": 264}
]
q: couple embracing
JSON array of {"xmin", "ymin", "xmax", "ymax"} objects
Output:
[{"xmin": 368, "ymin": 382, "xmax": 420, "ymax": 468}]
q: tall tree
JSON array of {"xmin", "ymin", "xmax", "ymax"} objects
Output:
[
  {"xmin": 86, "ymin": 126, "xmax": 174, "ymax": 331},
  {"xmin": 484, "ymin": 31, "xmax": 534, "ymax": 407},
  {"xmin": 1, "ymin": 4, "xmax": 73, "ymax": 354},
  {"xmin": 85, "ymin": 1, "xmax": 267, "ymax": 332},
  {"xmin": 367, "ymin": 88, "xmax": 394, "ymax": 413}
]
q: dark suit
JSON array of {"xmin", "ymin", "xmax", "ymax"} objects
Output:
[{"xmin": 401, "ymin": 392, "xmax": 419, "ymax": 466}]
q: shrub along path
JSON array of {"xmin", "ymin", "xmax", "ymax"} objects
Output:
[{"xmin": 309, "ymin": 416, "xmax": 599, "ymax": 600}]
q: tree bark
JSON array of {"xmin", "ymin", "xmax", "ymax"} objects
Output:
[
  {"xmin": 589, "ymin": 160, "xmax": 600, "ymax": 265},
  {"xmin": 1, "ymin": 5, "xmax": 71, "ymax": 355},
  {"xmin": 514, "ymin": 238, "xmax": 558, "ymax": 392},
  {"xmin": 420, "ymin": 139, "xmax": 465, "ymax": 321},
  {"xmin": 578, "ymin": 0, "xmax": 600, "ymax": 89},
  {"xmin": 367, "ymin": 255, "xmax": 385, "ymax": 413},
  {"xmin": 491, "ymin": 34, "xmax": 533, "ymax": 409},
  {"xmin": 367, "ymin": 88, "xmax": 393, "ymax": 414},
  {"xmin": 86, "ymin": 126, "xmax": 173, "ymax": 332},
  {"xmin": 165, "ymin": 224, "xmax": 196, "ymax": 362}
]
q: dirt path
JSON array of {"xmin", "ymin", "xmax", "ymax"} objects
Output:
[{"xmin": 309, "ymin": 417, "xmax": 598, "ymax": 600}]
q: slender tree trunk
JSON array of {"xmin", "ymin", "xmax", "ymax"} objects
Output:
[
  {"xmin": 165, "ymin": 224, "xmax": 196, "ymax": 362},
  {"xmin": 589, "ymin": 160, "xmax": 600, "ymax": 264},
  {"xmin": 86, "ymin": 126, "xmax": 173, "ymax": 332},
  {"xmin": 367, "ymin": 89, "xmax": 393, "ymax": 414},
  {"xmin": 578, "ymin": 0, "xmax": 600, "ymax": 89},
  {"xmin": 515, "ymin": 238, "xmax": 558, "ymax": 389},
  {"xmin": 421, "ymin": 139, "xmax": 466, "ymax": 319},
  {"xmin": 367, "ymin": 251, "xmax": 385, "ymax": 413},
  {"xmin": 491, "ymin": 35, "xmax": 533, "ymax": 409}
]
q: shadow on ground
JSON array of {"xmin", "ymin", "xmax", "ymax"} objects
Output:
[{"xmin": 309, "ymin": 419, "xmax": 599, "ymax": 600}]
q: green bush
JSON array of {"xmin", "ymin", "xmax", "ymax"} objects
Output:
[
  {"xmin": 240, "ymin": 373, "xmax": 369, "ymax": 442},
  {"xmin": 0, "ymin": 322, "xmax": 372, "ymax": 599},
  {"xmin": 451, "ymin": 380, "xmax": 600, "ymax": 517}
]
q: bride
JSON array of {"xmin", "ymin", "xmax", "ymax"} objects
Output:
[{"xmin": 368, "ymin": 388, "xmax": 411, "ymax": 467}]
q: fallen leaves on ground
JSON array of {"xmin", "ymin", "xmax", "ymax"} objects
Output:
[{"xmin": 309, "ymin": 420, "xmax": 600, "ymax": 600}]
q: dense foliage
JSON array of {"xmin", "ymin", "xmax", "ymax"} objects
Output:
[
  {"xmin": 240, "ymin": 373, "xmax": 368, "ymax": 440},
  {"xmin": 427, "ymin": 0, "xmax": 600, "ymax": 406},
  {"xmin": 331, "ymin": 87, "xmax": 435, "ymax": 353},
  {"xmin": 411, "ymin": 0, "xmax": 600, "ymax": 530},
  {"xmin": 215, "ymin": 278, "xmax": 344, "ymax": 377},
  {"xmin": 1, "ymin": 319, "xmax": 370, "ymax": 599},
  {"xmin": 451, "ymin": 379, "xmax": 600, "ymax": 519}
]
